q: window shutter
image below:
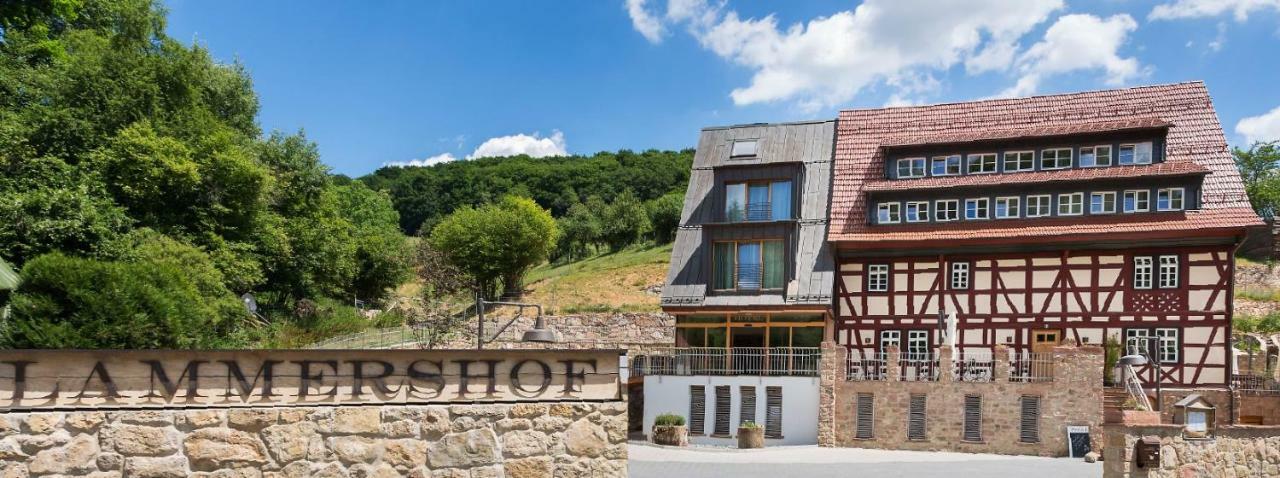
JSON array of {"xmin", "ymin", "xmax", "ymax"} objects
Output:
[
  {"xmin": 1020, "ymin": 395, "xmax": 1041, "ymax": 443},
  {"xmin": 963, "ymin": 394, "xmax": 982, "ymax": 442},
  {"xmin": 739, "ymin": 386, "xmax": 757, "ymax": 426},
  {"xmin": 765, "ymin": 386, "xmax": 783, "ymax": 438},
  {"xmin": 855, "ymin": 393, "xmax": 874, "ymax": 439},
  {"xmin": 689, "ymin": 385, "xmax": 705, "ymax": 435},
  {"xmin": 907, "ymin": 394, "xmax": 926, "ymax": 441},
  {"xmin": 714, "ymin": 385, "xmax": 731, "ymax": 436}
]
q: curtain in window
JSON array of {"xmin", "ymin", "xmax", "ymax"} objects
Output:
[
  {"xmin": 748, "ymin": 184, "xmax": 770, "ymax": 221},
  {"xmin": 763, "ymin": 240, "xmax": 784, "ymax": 289},
  {"xmin": 770, "ymin": 181, "xmax": 792, "ymax": 220},
  {"xmin": 713, "ymin": 243, "xmax": 735, "ymax": 289}
]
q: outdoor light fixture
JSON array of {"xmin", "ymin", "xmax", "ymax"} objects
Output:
[
  {"xmin": 1118, "ymin": 354, "xmax": 1148, "ymax": 366},
  {"xmin": 476, "ymin": 295, "xmax": 557, "ymax": 348}
]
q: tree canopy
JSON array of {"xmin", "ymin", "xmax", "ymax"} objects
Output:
[
  {"xmin": 429, "ymin": 196, "xmax": 559, "ymax": 298},
  {"xmin": 1235, "ymin": 141, "xmax": 1280, "ymax": 218}
]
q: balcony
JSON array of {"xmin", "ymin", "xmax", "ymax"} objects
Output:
[
  {"xmin": 846, "ymin": 348, "xmax": 1055, "ymax": 383},
  {"xmin": 630, "ymin": 347, "xmax": 821, "ymax": 377},
  {"xmin": 726, "ymin": 202, "xmax": 781, "ymax": 222}
]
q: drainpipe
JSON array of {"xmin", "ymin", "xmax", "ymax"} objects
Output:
[{"xmin": 1228, "ymin": 235, "xmax": 1243, "ymax": 425}]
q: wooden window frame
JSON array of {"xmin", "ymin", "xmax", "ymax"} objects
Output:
[
  {"xmin": 966, "ymin": 153, "xmax": 998, "ymax": 174},
  {"xmin": 964, "ymin": 197, "xmax": 990, "ymax": 220},
  {"xmin": 1157, "ymin": 254, "xmax": 1179, "ymax": 289},
  {"xmin": 932, "ymin": 155, "xmax": 961, "ymax": 176},
  {"xmin": 1003, "ymin": 151, "xmax": 1035, "ymax": 172},
  {"xmin": 994, "ymin": 196, "xmax": 1020, "ymax": 219},
  {"xmin": 711, "ymin": 239, "xmax": 786, "ymax": 292},
  {"xmin": 1091, "ymin": 191, "xmax": 1116, "ymax": 214},
  {"xmin": 1026, "ymin": 194, "xmax": 1052, "ymax": 217},
  {"xmin": 1040, "ymin": 148, "xmax": 1073, "ymax": 170},
  {"xmin": 866, "ymin": 264, "xmax": 890, "ymax": 292},
  {"xmin": 1057, "ymin": 192, "xmax": 1084, "ymax": 216},
  {"xmin": 935, "ymin": 199, "xmax": 960, "ymax": 222},
  {"xmin": 877, "ymin": 202, "xmax": 901, "ymax": 224},
  {"xmin": 1123, "ymin": 189, "xmax": 1150, "ymax": 213},
  {"xmin": 1157, "ymin": 187, "xmax": 1185, "ymax": 211},
  {"xmin": 950, "ymin": 262, "xmax": 970, "ymax": 290},
  {"xmin": 896, "ymin": 158, "xmax": 926, "ymax": 178},
  {"xmin": 725, "ymin": 179, "xmax": 792, "ymax": 222},
  {"xmin": 905, "ymin": 201, "xmax": 930, "ymax": 223},
  {"xmin": 1080, "ymin": 145, "xmax": 1112, "ymax": 168},
  {"xmin": 1132, "ymin": 256, "xmax": 1154, "ymax": 289}
]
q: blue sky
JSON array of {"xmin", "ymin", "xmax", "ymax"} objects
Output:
[{"xmin": 163, "ymin": 0, "xmax": 1280, "ymax": 176}]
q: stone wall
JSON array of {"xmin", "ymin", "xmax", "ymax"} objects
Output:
[
  {"xmin": 1103, "ymin": 424, "xmax": 1280, "ymax": 477},
  {"xmin": 436, "ymin": 313, "xmax": 674, "ymax": 354},
  {"xmin": 0, "ymin": 402, "xmax": 628, "ymax": 478},
  {"xmin": 819, "ymin": 342, "xmax": 1104, "ymax": 456}
]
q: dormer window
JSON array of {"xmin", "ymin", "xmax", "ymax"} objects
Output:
[
  {"xmin": 1080, "ymin": 146, "xmax": 1112, "ymax": 167},
  {"xmin": 1004, "ymin": 151, "xmax": 1034, "ymax": 172},
  {"xmin": 1124, "ymin": 190, "xmax": 1150, "ymax": 212},
  {"xmin": 731, "ymin": 140, "xmax": 759, "ymax": 158},
  {"xmin": 726, "ymin": 180, "xmax": 792, "ymax": 222},
  {"xmin": 1118, "ymin": 143, "xmax": 1153, "ymax": 165},
  {"xmin": 1157, "ymin": 188, "xmax": 1185, "ymax": 211},
  {"xmin": 932, "ymin": 155, "xmax": 961, "ymax": 176},
  {"xmin": 905, "ymin": 201, "xmax": 930, "ymax": 222},
  {"xmin": 967, "ymin": 154, "xmax": 997, "ymax": 174},
  {"xmin": 897, "ymin": 158, "xmax": 926, "ymax": 178},
  {"xmin": 878, "ymin": 202, "xmax": 901, "ymax": 223},
  {"xmin": 965, "ymin": 198, "xmax": 989, "ymax": 220},
  {"xmin": 1041, "ymin": 148, "xmax": 1072, "ymax": 170}
]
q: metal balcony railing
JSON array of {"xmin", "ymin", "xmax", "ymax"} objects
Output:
[
  {"xmin": 953, "ymin": 352, "xmax": 996, "ymax": 382},
  {"xmin": 900, "ymin": 352, "xmax": 940, "ymax": 382},
  {"xmin": 726, "ymin": 202, "xmax": 775, "ymax": 222},
  {"xmin": 1008, "ymin": 352, "xmax": 1055, "ymax": 383},
  {"xmin": 846, "ymin": 353, "xmax": 887, "ymax": 381},
  {"xmin": 630, "ymin": 347, "xmax": 820, "ymax": 377}
]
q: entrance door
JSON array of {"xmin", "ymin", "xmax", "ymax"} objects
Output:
[
  {"xmin": 731, "ymin": 327, "xmax": 765, "ymax": 374},
  {"xmin": 1030, "ymin": 330, "xmax": 1060, "ymax": 380}
]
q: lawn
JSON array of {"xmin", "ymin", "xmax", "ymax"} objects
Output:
[{"xmin": 524, "ymin": 243, "xmax": 672, "ymax": 314}]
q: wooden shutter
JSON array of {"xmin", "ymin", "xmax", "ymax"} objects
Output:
[
  {"xmin": 739, "ymin": 386, "xmax": 757, "ymax": 426},
  {"xmin": 689, "ymin": 385, "xmax": 705, "ymax": 435},
  {"xmin": 765, "ymin": 386, "xmax": 783, "ymax": 438},
  {"xmin": 714, "ymin": 385, "xmax": 731, "ymax": 436},
  {"xmin": 963, "ymin": 394, "xmax": 982, "ymax": 442},
  {"xmin": 907, "ymin": 394, "xmax": 926, "ymax": 441},
  {"xmin": 1020, "ymin": 395, "xmax": 1041, "ymax": 443},
  {"xmin": 855, "ymin": 393, "xmax": 874, "ymax": 439}
]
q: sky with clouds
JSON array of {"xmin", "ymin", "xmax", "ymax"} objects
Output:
[{"xmin": 164, "ymin": 0, "xmax": 1280, "ymax": 176}]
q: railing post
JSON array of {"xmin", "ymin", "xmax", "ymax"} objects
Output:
[
  {"xmin": 886, "ymin": 345, "xmax": 902, "ymax": 382},
  {"xmin": 939, "ymin": 345, "xmax": 954, "ymax": 384},
  {"xmin": 994, "ymin": 344, "xmax": 1011, "ymax": 382}
]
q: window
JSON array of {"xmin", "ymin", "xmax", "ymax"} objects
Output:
[
  {"xmin": 1126, "ymin": 328, "xmax": 1179, "ymax": 363},
  {"xmin": 1125, "ymin": 329, "xmax": 1151, "ymax": 356},
  {"xmin": 714, "ymin": 385, "xmax": 731, "ymax": 436},
  {"xmin": 1155, "ymin": 328, "xmax": 1179, "ymax": 364},
  {"xmin": 1057, "ymin": 193, "xmax": 1083, "ymax": 216},
  {"xmin": 905, "ymin": 201, "xmax": 930, "ymax": 223},
  {"xmin": 1004, "ymin": 151, "xmax": 1035, "ymax": 172},
  {"xmin": 963, "ymin": 395, "xmax": 983, "ymax": 442},
  {"xmin": 995, "ymin": 196, "xmax": 1020, "ymax": 219},
  {"xmin": 1158, "ymin": 255, "xmax": 1179, "ymax": 289},
  {"xmin": 907, "ymin": 394, "xmax": 927, "ymax": 441},
  {"xmin": 689, "ymin": 385, "xmax": 706, "ymax": 435},
  {"xmin": 1124, "ymin": 190, "xmax": 1150, "ymax": 212},
  {"xmin": 1080, "ymin": 145, "xmax": 1112, "ymax": 167},
  {"xmin": 1091, "ymin": 192, "xmax": 1116, "ymax": 214},
  {"xmin": 712, "ymin": 241, "xmax": 785, "ymax": 291},
  {"xmin": 967, "ymin": 153, "xmax": 997, "ymax": 174},
  {"xmin": 739, "ymin": 386, "xmax": 757, "ymax": 426},
  {"xmin": 936, "ymin": 200, "xmax": 960, "ymax": 221},
  {"xmin": 1118, "ymin": 142, "xmax": 1153, "ymax": 165},
  {"xmin": 906, "ymin": 330, "xmax": 930, "ymax": 358},
  {"xmin": 765, "ymin": 386, "xmax": 783, "ymax": 438},
  {"xmin": 877, "ymin": 202, "xmax": 901, "ymax": 224},
  {"xmin": 897, "ymin": 158, "xmax": 926, "ymax": 178},
  {"xmin": 950, "ymin": 262, "xmax": 970, "ymax": 290},
  {"xmin": 880, "ymin": 330, "xmax": 901, "ymax": 353},
  {"xmin": 855, "ymin": 393, "xmax": 874, "ymax": 439},
  {"xmin": 1020, "ymin": 396, "xmax": 1041, "ymax": 443},
  {"xmin": 731, "ymin": 140, "xmax": 758, "ymax": 158},
  {"xmin": 965, "ymin": 198, "xmax": 989, "ymax": 220},
  {"xmin": 725, "ymin": 180, "xmax": 792, "ymax": 222},
  {"xmin": 932, "ymin": 155, "xmax": 961, "ymax": 176},
  {"xmin": 867, "ymin": 264, "xmax": 889, "ymax": 292},
  {"xmin": 1041, "ymin": 148, "xmax": 1072, "ymax": 169},
  {"xmin": 1157, "ymin": 188, "xmax": 1185, "ymax": 211},
  {"xmin": 1133, "ymin": 256, "xmax": 1153, "ymax": 289},
  {"xmin": 1026, "ymin": 195, "xmax": 1052, "ymax": 217}
]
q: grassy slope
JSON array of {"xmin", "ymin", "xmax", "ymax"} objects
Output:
[{"xmin": 523, "ymin": 243, "xmax": 672, "ymax": 314}]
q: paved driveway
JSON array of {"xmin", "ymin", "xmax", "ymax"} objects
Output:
[{"xmin": 628, "ymin": 443, "xmax": 1102, "ymax": 478}]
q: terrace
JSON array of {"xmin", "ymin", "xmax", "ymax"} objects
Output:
[
  {"xmin": 630, "ymin": 347, "xmax": 821, "ymax": 377},
  {"xmin": 846, "ymin": 347, "xmax": 1056, "ymax": 383}
]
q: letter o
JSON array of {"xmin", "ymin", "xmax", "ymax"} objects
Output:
[{"xmin": 509, "ymin": 359, "xmax": 552, "ymax": 395}]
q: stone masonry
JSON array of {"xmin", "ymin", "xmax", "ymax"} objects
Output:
[
  {"xmin": 1103, "ymin": 424, "xmax": 1280, "ymax": 477},
  {"xmin": 0, "ymin": 402, "xmax": 628, "ymax": 478}
]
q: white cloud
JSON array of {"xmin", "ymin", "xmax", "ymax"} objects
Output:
[
  {"xmin": 1150, "ymin": 0, "xmax": 1280, "ymax": 21},
  {"xmin": 1237, "ymin": 105, "xmax": 1280, "ymax": 145},
  {"xmin": 626, "ymin": 0, "xmax": 666, "ymax": 43},
  {"xmin": 997, "ymin": 14, "xmax": 1142, "ymax": 97},
  {"xmin": 383, "ymin": 153, "xmax": 457, "ymax": 168},
  {"xmin": 467, "ymin": 131, "xmax": 567, "ymax": 159}
]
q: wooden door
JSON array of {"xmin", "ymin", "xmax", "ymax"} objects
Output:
[{"xmin": 1030, "ymin": 330, "xmax": 1060, "ymax": 379}]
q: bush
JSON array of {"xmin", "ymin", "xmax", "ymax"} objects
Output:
[
  {"xmin": 739, "ymin": 421, "xmax": 762, "ymax": 429},
  {"xmin": 646, "ymin": 191, "xmax": 683, "ymax": 244},
  {"xmin": 654, "ymin": 413, "xmax": 686, "ymax": 427},
  {"xmin": 430, "ymin": 196, "xmax": 557, "ymax": 297},
  {"xmin": 601, "ymin": 190, "xmax": 651, "ymax": 251}
]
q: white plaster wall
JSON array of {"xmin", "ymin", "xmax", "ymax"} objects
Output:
[{"xmin": 642, "ymin": 375, "xmax": 820, "ymax": 446}]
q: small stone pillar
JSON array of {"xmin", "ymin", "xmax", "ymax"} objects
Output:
[
  {"xmin": 885, "ymin": 345, "xmax": 902, "ymax": 382},
  {"xmin": 818, "ymin": 341, "xmax": 846, "ymax": 447},
  {"xmin": 938, "ymin": 344, "xmax": 955, "ymax": 384},
  {"xmin": 993, "ymin": 344, "xmax": 1011, "ymax": 381}
]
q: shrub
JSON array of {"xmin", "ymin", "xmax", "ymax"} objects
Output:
[
  {"xmin": 654, "ymin": 413, "xmax": 686, "ymax": 427},
  {"xmin": 739, "ymin": 421, "xmax": 762, "ymax": 429},
  {"xmin": 646, "ymin": 191, "xmax": 683, "ymax": 244}
]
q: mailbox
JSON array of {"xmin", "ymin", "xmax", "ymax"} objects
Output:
[{"xmin": 1135, "ymin": 437, "xmax": 1161, "ymax": 468}]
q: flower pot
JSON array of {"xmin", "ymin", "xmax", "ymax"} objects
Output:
[
  {"xmin": 737, "ymin": 427, "xmax": 764, "ymax": 449},
  {"xmin": 652, "ymin": 425, "xmax": 688, "ymax": 446},
  {"xmin": 1120, "ymin": 410, "xmax": 1161, "ymax": 425}
]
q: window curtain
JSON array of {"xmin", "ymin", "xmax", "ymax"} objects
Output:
[
  {"xmin": 770, "ymin": 181, "xmax": 792, "ymax": 220},
  {"xmin": 713, "ymin": 242, "xmax": 735, "ymax": 289},
  {"xmin": 763, "ymin": 240, "xmax": 784, "ymax": 289}
]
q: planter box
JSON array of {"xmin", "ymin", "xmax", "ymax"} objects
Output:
[
  {"xmin": 737, "ymin": 427, "xmax": 764, "ymax": 449},
  {"xmin": 1121, "ymin": 410, "xmax": 1161, "ymax": 425},
  {"xmin": 652, "ymin": 425, "xmax": 688, "ymax": 447}
]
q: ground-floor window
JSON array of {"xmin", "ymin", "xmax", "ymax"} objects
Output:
[{"xmin": 675, "ymin": 314, "xmax": 824, "ymax": 348}]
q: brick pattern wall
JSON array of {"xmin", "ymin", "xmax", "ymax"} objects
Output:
[
  {"xmin": 819, "ymin": 341, "xmax": 1104, "ymax": 456},
  {"xmin": 1103, "ymin": 424, "xmax": 1280, "ymax": 477},
  {"xmin": 0, "ymin": 402, "xmax": 627, "ymax": 478}
]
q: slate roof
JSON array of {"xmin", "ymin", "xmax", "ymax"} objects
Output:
[{"xmin": 829, "ymin": 81, "xmax": 1262, "ymax": 245}]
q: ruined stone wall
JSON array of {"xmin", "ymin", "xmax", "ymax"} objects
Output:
[
  {"xmin": 0, "ymin": 402, "xmax": 628, "ymax": 478},
  {"xmin": 435, "ymin": 313, "xmax": 675, "ymax": 354},
  {"xmin": 1103, "ymin": 424, "xmax": 1280, "ymax": 477}
]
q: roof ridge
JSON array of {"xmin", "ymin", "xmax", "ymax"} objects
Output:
[{"xmin": 839, "ymin": 81, "xmax": 1206, "ymax": 115}]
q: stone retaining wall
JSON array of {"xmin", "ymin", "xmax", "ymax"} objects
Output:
[
  {"xmin": 437, "ymin": 313, "xmax": 674, "ymax": 354},
  {"xmin": 1103, "ymin": 424, "xmax": 1280, "ymax": 477},
  {"xmin": 0, "ymin": 402, "xmax": 628, "ymax": 478}
]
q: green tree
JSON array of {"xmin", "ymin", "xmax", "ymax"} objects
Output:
[
  {"xmin": 430, "ymin": 196, "xmax": 558, "ymax": 297},
  {"xmin": 336, "ymin": 182, "xmax": 412, "ymax": 302},
  {"xmin": 601, "ymin": 189, "xmax": 651, "ymax": 251},
  {"xmin": 554, "ymin": 200, "xmax": 604, "ymax": 261},
  {"xmin": 646, "ymin": 191, "xmax": 684, "ymax": 244},
  {"xmin": 1235, "ymin": 141, "xmax": 1280, "ymax": 217}
]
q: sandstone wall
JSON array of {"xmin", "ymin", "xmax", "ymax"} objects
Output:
[
  {"xmin": 429, "ymin": 313, "xmax": 674, "ymax": 354},
  {"xmin": 0, "ymin": 402, "xmax": 627, "ymax": 478},
  {"xmin": 1103, "ymin": 424, "xmax": 1280, "ymax": 477}
]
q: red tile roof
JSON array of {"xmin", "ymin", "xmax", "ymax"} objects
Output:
[
  {"xmin": 863, "ymin": 161, "xmax": 1209, "ymax": 193},
  {"xmin": 879, "ymin": 117, "xmax": 1171, "ymax": 148},
  {"xmin": 829, "ymin": 82, "xmax": 1262, "ymax": 245}
]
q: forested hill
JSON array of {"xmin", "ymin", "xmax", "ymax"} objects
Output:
[{"xmin": 360, "ymin": 149, "xmax": 694, "ymax": 235}]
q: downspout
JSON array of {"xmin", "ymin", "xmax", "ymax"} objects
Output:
[{"xmin": 1227, "ymin": 234, "xmax": 1243, "ymax": 425}]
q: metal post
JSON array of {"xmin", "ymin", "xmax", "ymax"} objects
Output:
[
  {"xmin": 1150, "ymin": 337, "xmax": 1162, "ymax": 412},
  {"xmin": 476, "ymin": 290, "xmax": 485, "ymax": 350}
]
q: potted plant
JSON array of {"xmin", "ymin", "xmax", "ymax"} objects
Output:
[
  {"xmin": 737, "ymin": 421, "xmax": 765, "ymax": 449},
  {"xmin": 651, "ymin": 413, "xmax": 688, "ymax": 446}
]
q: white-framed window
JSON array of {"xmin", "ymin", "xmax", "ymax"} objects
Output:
[
  {"xmin": 1004, "ymin": 151, "xmax": 1035, "ymax": 172},
  {"xmin": 1155, "ymin": 328, "xmax": 1179, "ymax": 364},
  {"xmin": 1124, "ymin": 190, "xmax": 1150, "ymax": 212},
  {"xmin": 1080, "ymin": 145, "xmax": 1112, "ymax": 167},
  {"xmin": 1041, "ymin": 148, "xmax": 1072, "ymax": 170},
  {"xmin": 1057, "ymin": 192, "xmax": 1084, "ymax": 216},
  {"xmin": 877, "ymin": 202, "xmax": 901, "ymax": 224},
  {"xmin": 867, "ymin": 264, "xmax": 889, "ymax": 292},
  {"xmin": 897, "ymin": 158, "xmax": 926, "ymax": 178},
  {"xmin": 1157, "ymin": 188, "xmax": 1185, "ymax": 211},
  {"xmin": 936, "ymin": 200, "xmax": 960, "ymax": 222},
  {"xmin": 1125, "ymin": 328, "xmax": 1180, "ymax": 363},
  {"xmin": 1090, "ymin": 192, "xmax": 1116, "ymax": 214},
  {"xmin": 995, "ymin": 196, "xmax": 1020, "ymax": 219},
  {"xmin": 1133, "ymin": 256, "xmax": 1153, "ymax": 289},
  {"xmin": 950, "ymin": 262, "xmax": 970, "ymax": 290},
  {"xmin": 967, "ymin": 154, "xmax": 997, "ymax": 174},
  {"xmin": 932, "ymin": 155, "xmax": 961, "ymax": 176},
  {"xmin": 1158, "ymin": 255, "xmax": 1179, "ymax": 289},
  {"xmin": 906, "ymin": 330, "xmax": 930, "ymax": 356},
  {"xmin": 880, "ymin": 330, "xmax": 900, "ymax": 354},
  {"xmin": 1026, "ymin": 195, "xmax": 1052, "ymax": 217},
  {"xmin": 965, "ymin": 198, "xmax": 989, "ymax": 220},
  {"xmin": 905, "ymin": 201, "xmax": 930, "ymax": 223},
  {"xmin": 1125, "ymin": 328, "xmax": 1151, "ymax": 356},
  {"xmin": 1118, "ymin": 142, "xmax": 1153, "ymax": 165},
  {"xmin": 731, "ymin": 140, "xmax": 758, "ymax": 158}
]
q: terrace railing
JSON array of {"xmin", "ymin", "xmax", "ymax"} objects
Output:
[
  {"xmin": 846, "ymin": 353, "xmax": 887, "ymax": 381},
  {"xmin": 1008, "ymin": 352, "xmax": 1055, "ymax": 383},
  {"xmin": 631, "ymin": 347, "xmax": 820, "ymax": 377},
  {"xmin": 899, "ymin": 352, "xmax": 940, "ymax": 382},
  {"xmin": 953, "ymin": 351, "xmax": 996, "ymax": 382},
  {"xmin": 844, "ymin": 348, "xmax": 1055, "ymax": 383}
]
